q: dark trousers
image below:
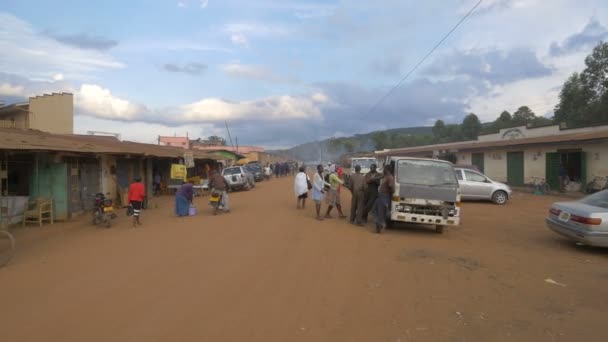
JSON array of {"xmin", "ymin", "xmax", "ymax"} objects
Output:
[
  {"xmin": 362, "ymin": 189, "xmax": 378, "ymax": 221},
  {"xmin": 350, "ymin": 190, "xmax": 365, "ymax": 224},
  {"xmin": 374, "ymin": 194, "xmax": 391, "ymax": 227}
]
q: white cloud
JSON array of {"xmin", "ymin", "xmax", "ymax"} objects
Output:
[
  {"xmin": 312, "ymin": 93, "xmax": 329, "ymax": 103},
  {"xmin": 0, "ymin": 13, "xmax": 124, "ymax": 80},
  {"xmin": 200, "ymin": 0, "xmax": 208, "ymax": 9},
  {"xmin": 0, "ymin": 83, "xmax": 25, "ymax": 96},
  {"xmin": 75, "ymin": 84, "xmax": 146, "ymax": 120},
  {"xmin": 221, "ymin": 63, "xmax": 296, "ymax": 83},
  {"xmin": 177, "ymin": 2, "xmax": 187, "ymax": 8},
  {"xmin": 74, "ymin": 116, "xmax": 221, "ymax": 144},
  {"xmin": 53, "ymin": 73, "xmax": 65, "ymax": 81},
  {"xmin": 222, "ymin": 63, "xmax": 274, "ymax": 80},
  {"xmin": 230, "ymin": 33, "xmax": 249, "ymax": 47},
  {"xmin": 72, "ymin": 82, "xmax": 324, "ymax": 125},
  {"xmin": 179, "ymin": 93, "xmax": 326, "ymax": 122},
  {"xmin": 223, "ymin": 21, "xmax": 289, "ymax": 46},
  {"xmin": 224, "ymin": 22, "xmax": 289, "ymax": 37}
]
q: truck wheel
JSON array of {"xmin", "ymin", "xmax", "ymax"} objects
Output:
[
  {"xmin": 435, "ymin": 225, "xmax": 445, "ymax": 234},
  {"xmin": 492, "ymin": 190, "xmax": 508, "ymax": 205}
]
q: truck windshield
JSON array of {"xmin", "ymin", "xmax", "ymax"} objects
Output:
[
  {"xmin": 396, "ymin": 160, "xmax": 458, "ymax": 187},
  {"xmin": 352, "ymin": 159, "xmax": 375, "ymax": 169}
]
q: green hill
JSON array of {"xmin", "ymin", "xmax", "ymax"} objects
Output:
[{"xmin": 272, "ymin": 126, "xmax": 434, "ymax": 163}]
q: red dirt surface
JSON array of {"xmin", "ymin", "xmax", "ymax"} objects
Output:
[{"xmin": 1, "ymin": 177, "xmax": 607, "ymax": 341}]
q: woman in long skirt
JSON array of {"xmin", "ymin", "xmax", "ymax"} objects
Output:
[{"xmin": 175, "ymin": 181, "xmax": 194, "ymax": 216}]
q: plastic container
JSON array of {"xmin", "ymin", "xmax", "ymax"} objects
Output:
[{"xmin": 188, "ymin": 205, "xmax": 197, "ymax": 216}]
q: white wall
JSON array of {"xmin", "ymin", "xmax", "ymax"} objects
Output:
[
  {"xmin": 585, "ymin": 144, "xmax": 608, "ymax": 181},
  {"xmin": 456, "ymin": 142, "xmax": 608, "ymax": 186},
  {"xmin": 100, "ymin": 155, "xmax": 118, "ymax": 201},
  {"xmin": 483, "ymin": 151, "xmax": 508, "ymax": 182}
]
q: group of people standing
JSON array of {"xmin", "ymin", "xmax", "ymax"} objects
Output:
[
  {"xmin": 271, "ymin": 162, "xmax": 296, "ymax": 177},
  {"xmin": 294, "ymin": 163, "xmax": 395, "ymax": 232},
  {"xmin": 294, "ymin": 164, "xmax": 395, "ymax": 232}
]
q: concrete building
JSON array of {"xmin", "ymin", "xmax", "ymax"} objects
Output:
[
  {"xmin": 0, "ymin": 93, "xmax": 73, "ymax": 134},
  {"xmin": 376, "ymin": 124, "xmax": 608, "ymax": 191},
  {"xmin": 158, "ymin": 136, "xmax": 190, "ymax": 149}
]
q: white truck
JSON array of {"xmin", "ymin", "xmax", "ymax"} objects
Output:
[
  {"xmin": 350, "ymin": 157, "xmax": 381, "ymax": 174},
  {"xmin": 383, "ymin": 156, "xmax": 461, "ymax": 234}
]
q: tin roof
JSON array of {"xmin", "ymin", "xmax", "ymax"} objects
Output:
[
  {"xmin": 0, "ymin": 128, "xmax": 220, "ymax": 160},
  {"xmin": 376, "ymin": 129, "xmax": 608, "ymax": 156}
]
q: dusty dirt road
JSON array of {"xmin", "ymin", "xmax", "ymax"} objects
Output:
[{"xmin": 1, "ymin": 177, "xmax": 607, "ymax": 341}]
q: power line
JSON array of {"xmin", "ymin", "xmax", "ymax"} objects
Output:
[{"xmin": 367, "ymin": 0, "xmax": 483, "ymax": 116}]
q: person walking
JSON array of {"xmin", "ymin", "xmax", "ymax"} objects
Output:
[
  {"xmin": 312, "ymin": 164, "xmax": 327, "ymax": 220},
  {"xmin": 374, "ymin": 166, "xmax": 395, "ymax": 233},
  {"xmin": 325, "ymin": 164, "xmax": 346, "ymax": 219},
  {"xmin": 128, "ymin": 176, "xmax": 146, "ymax": 227},
  {"xmin": 294, "ymin": 166, "xmax": 310, "ymax": 209},
  {"xmin": 559, "ymin": 163, "xmax": 568, "ymax": 193},
  {"xmin": 348, "ymin": 165, "xmax": 366, "ymax": 226},
  {"xmin": 209, "ymin": 169, "xmax": 230, "ymax": 212},
  {"xmin": 175, "ymin": 181, "xmax": 194, "ymax": 217},
  {"xmin": 153, "ymin": 172, "xmax": 162, "ymax": 196},
  {"xmin": 362, "ymin": 164, "xmax": 381, "ymax": 223}
]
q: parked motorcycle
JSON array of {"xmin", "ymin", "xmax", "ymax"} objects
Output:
[
  {"xmin": 209, "ymin": 189, "xmax": 223, "ymax": 215},
  {"xmin": 91, "ymin": 192, "xmax": 115, "ymax": 228}
]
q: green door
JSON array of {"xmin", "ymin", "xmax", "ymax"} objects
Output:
[
  {"xmin": 472, "ymin": 153, "xmax": 485, "ymax": 173},
  {"xmin": 545, "ymin": 152, "xmax": 559, "ymax": 190},
  {"xmin": 580, "ymin": 152, "xmax": 587, "ymax": 186},
  {"xmin": 507, "ymin": 151, "xmax": 524, "ymax": 186}
]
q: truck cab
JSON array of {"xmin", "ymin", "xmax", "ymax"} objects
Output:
[
  {"xmin": 351, "ymin": 157, "xmax": 381, "ymax": 174},
  {"xmin": 384, "ymin": 156, "xmax": 461, "ymax": 233}
]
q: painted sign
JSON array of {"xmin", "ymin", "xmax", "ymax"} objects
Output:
[{"xmin": 171, "ymin": 164, "xmax": 187, "ymax": 181}]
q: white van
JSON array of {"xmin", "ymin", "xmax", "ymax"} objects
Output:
[
  {"xmin": 351, "ymin": 157, "xmax": 381, "ymax": 174},
  {"xmin": 384, "ymin": 157, "xmax": 461, "ymax": 234}
]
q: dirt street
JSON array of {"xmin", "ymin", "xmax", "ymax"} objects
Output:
[{"xmin": 1, "ymin": 177, "xmax": 607, "ymax": 341}]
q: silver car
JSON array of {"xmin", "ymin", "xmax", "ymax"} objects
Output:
[
  {"xmin": 222, "ymin": 166, "xmax": 255, "ymax": 191},
  {"xmin": 454, "ymin": 168, "xmax": 512, "ymax": 204},
  {"xmin": 546, "ymin": 190, "xmax": 608, "ymax": 247}
]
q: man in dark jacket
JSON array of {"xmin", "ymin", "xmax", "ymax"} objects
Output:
[
  {"xmin": 362, "ymin": 164, "xmax": 381, "ymax": 223},
  {"xmin": 348, "ymin": 165, "xmax": 367, "ymax": 226},
  {"xmin": 209, "ymin": 169, "xmax": 230, "ymax": 212}
]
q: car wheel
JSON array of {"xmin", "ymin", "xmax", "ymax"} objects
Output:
[
  {"xmin": 492, "ymin": 190, "xmax": 508, "ymax": 205},
  {"xmin": 435, "ymin": 225, "xmax": 445, "ymax": 234}
]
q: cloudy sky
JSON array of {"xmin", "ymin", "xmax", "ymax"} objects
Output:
[{"xmin": 1, "ymin": 0, "xmax": 607, "ymax": 148}]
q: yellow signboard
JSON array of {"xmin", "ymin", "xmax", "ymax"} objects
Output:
[{"xmin": 171, "ymin": 164, "xmax": 187, "ymax": 181}]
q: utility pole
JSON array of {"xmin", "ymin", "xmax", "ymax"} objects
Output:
[{"xmin": 225, "ymin": 121, "xmax": 235, "ymax": 151}]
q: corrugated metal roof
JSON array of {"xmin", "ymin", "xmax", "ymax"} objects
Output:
[
  {"xmin": 376, "ymin": 129, "xmax": 608, "ymax": 156},
  {"xmin": 0, "ymin": 128, "xmax": 220, "ymax": 160}
]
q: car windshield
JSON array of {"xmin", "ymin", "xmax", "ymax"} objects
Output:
[
  {"xmin": 397, "ymin": 159, "xmax": 458, "ymax": 187},
  {"xmin": 580, "ymin": 190, "xmax": 608, "ymax": 209},
  {"xmin": 352, "ymin": 159, "xmax": 375, "ymax": 169},
  {"xmin": 223, "ymin": 168, "xmax": 242, "ymax": 175},
  {"xmin": 246, "ymin": 164, "xmax": 261, "ymax": 172}
]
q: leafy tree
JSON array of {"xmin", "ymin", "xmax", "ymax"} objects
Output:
[
  {"xmin": 343, "ymin": 139, "xmax": 358, "ymax": 153},
  {"xmin": 207, "ymin": 135, "xmax": 226, "ymax": 145},
  {"xmin": 555, "ymin": 42, "xmax": 608, "ymax": 126},
  {"xmin": 512, "ymin": 106, "xmax": 536, "ymax": 126},
  {"xmin": 327, "ymin": 137, "xmax": 342, "ymax": 153},
  {"xmin": 494, "ymin": 110, "xmax": 512, "ymax": 129},
  {"xmin": 440, "ymin": 124, "xmax": 463, "ymax": 142},
  {"xmin": 461, "ymin": 113, "xmax": 482, "ymax": 140},
  {"xmin": 372, "ymin": 132, "xmax": 390, "ymax": 150},
  {"xmin": 432, "ymin": 119, "xmax": 446, "ymax": 138},
  {"xmin": 532, "ymin": 116, "xmax": 553, "ymax": 127}
]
